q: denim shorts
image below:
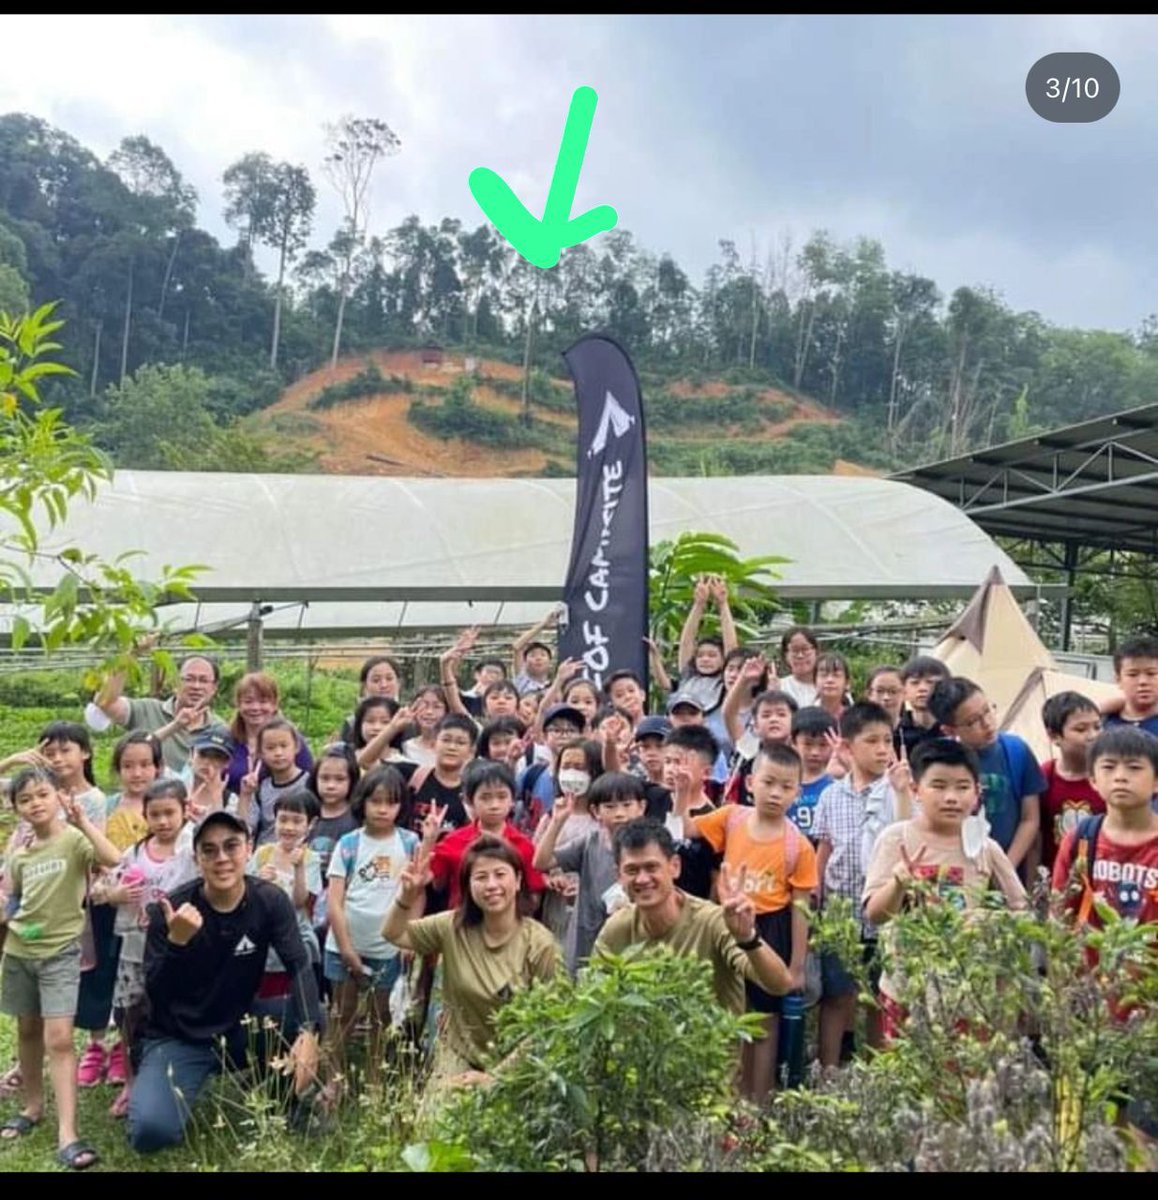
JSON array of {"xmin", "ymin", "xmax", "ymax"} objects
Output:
[
  {"xmin": 820, "ymin": 939, "xmax": 881, "ymax": 1000},
  {"xmin": 323, "ymin": 949, "xmax": 402, "ymax": 993}
]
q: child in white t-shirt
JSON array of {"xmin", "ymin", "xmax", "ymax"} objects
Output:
[{"xmin": 324, "ymin": 767, "xmax": 419, "ymax": 1074}]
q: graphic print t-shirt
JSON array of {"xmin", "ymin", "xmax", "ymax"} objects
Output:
[
  {"xmin": 325, "ymin": 827, "xmax": 418, "ymax": 960},
  {"xmin": 1039, "ymin": 760, "xmax": 1105, "ymax": 872}
]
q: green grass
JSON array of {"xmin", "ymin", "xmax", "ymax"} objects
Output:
[{"xmin": 0, "ymin": 1020, "xmax": 424, "ymax": 1172}]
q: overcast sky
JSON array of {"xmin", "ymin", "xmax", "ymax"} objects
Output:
[{"xmin": 2, "ymin": 14, "xmax": 1153, "ymax": 330}]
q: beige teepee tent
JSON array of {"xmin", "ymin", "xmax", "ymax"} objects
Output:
[{"xmin": 931, "ymin": 566, "xmax": 1118, "ymax": 760}]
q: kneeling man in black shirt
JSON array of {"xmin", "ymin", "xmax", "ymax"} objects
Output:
[{"xmin": 127, "ymin": 811, "xmax": 323, "ymax": 1153}]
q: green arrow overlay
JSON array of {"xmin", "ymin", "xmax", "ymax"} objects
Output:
[{"xmin": 469, "ymin": 86, "xmax": 618, "ymax": 270}]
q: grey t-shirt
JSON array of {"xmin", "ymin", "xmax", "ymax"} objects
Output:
[
  {"xmin": 555, "ymin": 828, "xmax": 619, "ymax": 974},
  {"xmin": 124, "ymin": 696, "xmax": 228, "ymax": 773},
  {"xmin": 676, "ymin": 669, "xmax": 725, "ymax": 715},
  {"xmin": 249, "ymin": 769, "xmax": 311, "ymax": 847}
]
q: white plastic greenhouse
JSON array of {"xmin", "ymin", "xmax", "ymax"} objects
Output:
[{"xmin": 7, "ymin": 471, "xmax": 1030, "ymax": 636}]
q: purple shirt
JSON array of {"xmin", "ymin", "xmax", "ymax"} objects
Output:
[{"xmin": 225, "ymin": 733, "xmax": 313, "ymax": 795}]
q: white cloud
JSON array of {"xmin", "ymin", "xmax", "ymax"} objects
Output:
[{"xmin": 0, "ymin": 15, "xmax": 1153, "ymax": 328}]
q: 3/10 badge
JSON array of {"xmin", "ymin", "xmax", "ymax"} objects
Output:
[{"xmin": 1026, "ymin": 52, "xmax": 1120, "ymax": 123}]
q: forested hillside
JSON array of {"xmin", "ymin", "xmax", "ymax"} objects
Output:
[{"xmin": 2, "ymin": 110, "xmax": 1157, "ymax": 478}]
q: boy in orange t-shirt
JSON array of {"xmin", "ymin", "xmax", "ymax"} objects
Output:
[{"xmin": 685, "ymin": 741, "xmax": 818, "ymax": 1102}]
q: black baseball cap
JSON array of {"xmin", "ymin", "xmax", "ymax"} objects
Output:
[
  {"xmin": 542, "ymin": 703, "xmax": 585, "ymax": 730},
  {"xmin": 635, "ymin": 715, "xmax": 672, "ymax": 741},
  {"xmin": 192, "ymin": 809, "xmax": 250, "ymax": 847}
]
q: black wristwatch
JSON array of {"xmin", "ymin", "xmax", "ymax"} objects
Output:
[{"xmin": 735, "ymin": 933, "xmax": 762, "ymax": 952}]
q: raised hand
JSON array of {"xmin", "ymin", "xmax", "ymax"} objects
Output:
[
  {"xmin": 887, "ymin": 741, "xmax": 914, "ymax": 796},
  {"xmin": 551, "ymin": 792, "xmax": 575, "ymax": 826},
  {"xmin": 257, "ymin": 861, "xmax": 279, "ymax": 883},
  {"xmin": 239, "ymin": 768, "xmax": 260, "ymax": 800},
  {"xmin": 420, "ymin": 802, "xmax": 448, "ymax": 846},
  {"xmin": 554, "ymin": 657, "xmax": 583, "ymax": 687},
  {"xmin": 159, "ymin": 895, "xmax": 204, "ymax": 946},
  {"xmin": 2, "ymin": 744, "xmax": 51, "ymax": 771},
  {"xmin": 175, "ymin": 701, "xmax": 207, "ymax": 730},
  {"xmin": 62, "ymin": 792, "xmax": 87, "ymax": 827},
  {"xmin": 740, "ymin": 653, "xmax": 768, "ymax": 691},
  {"xmin": 718, "ymin": 863, "xmax": 757, "ymax": 942},
  {"xmin": 390, "ymin": 704, "xmax": 416, "ymax": 731},
  {"xmin": 397, "ymin": 854, "xmax": 428, "ymax": 907},
  {"xmin": 599, "ymin": 713, "xmax": 628, "ymax": 747},
  {"xmin": 893, "ymin": 842, "xmax": 929, "ymax": 892},
  {"xmin": 824, "ymin": 729, "xmax": 850, "ymax": 780},
  {"xmin": 709, "ymin": 575, "xmax": 729, "ymax": 606},
  {"xmin": 504, "ymin": 734, "xmax": 530, "ymax": 770},
  {"xmin": 693, "ymin": 575, "xmax": 710, "ymax": 606}
]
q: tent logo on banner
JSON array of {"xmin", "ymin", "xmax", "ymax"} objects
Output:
[{"xmin": 587, "ymin": 391, "xmax": 635, "ymax": 458}]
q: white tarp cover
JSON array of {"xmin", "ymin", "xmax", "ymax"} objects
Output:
[{"xmin": 10, "ymin": 471, "xmax": 1029, "ymax": 634}]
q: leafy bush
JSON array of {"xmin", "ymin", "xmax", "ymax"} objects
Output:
[
  {"xmin": 645, "ymin": 388, "xmax": 791, "ymax": 433},
  {"xmin": 753, "ymin": 888, "xmax": 1158, "ymax": 1172},
  {"xmin": 426, "ymin": 947, "xmax": 760, "ymax": 1171},
  {"xmin": 264, "ymin": 411, "xmax": 323, "ymax": 438},
  {"xmin": 408, "ymin": 375, "xmax": 567, "ymax": 453},
  {"xmin": 307, "ymin": 365, "xmax": 387, "ymax": 410},
  {"xmin": 649, "ymin": 530, "xmax": 785, "ymax": 655}
]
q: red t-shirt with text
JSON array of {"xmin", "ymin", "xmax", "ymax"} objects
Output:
[{"xmin": 1052, "ymin": 824, "xmax": 1158, "ymax": 925}]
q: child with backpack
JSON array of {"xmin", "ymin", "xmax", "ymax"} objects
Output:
[
  {"xmin": 684, "ymin": 742, "xmax": 818, "ymax": 1102},
  {"xmin": 1051, "ymin": 725, "xmax": 1158, "ymax": 1137},
  {"xmin": 324, "ymin": 766, "xmax": 420, "ymax": 1076}
]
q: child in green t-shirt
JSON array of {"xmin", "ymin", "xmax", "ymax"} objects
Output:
[{"xmin": 0, "ymin": 766, "xmax": 121, "ymax": 1170}]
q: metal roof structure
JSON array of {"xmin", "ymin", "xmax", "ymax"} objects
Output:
[
  {"xmin": 5, "ymin": 470, "xmax": 1031, "ymax": 637},
  {"xmin": 891, "ymin": 403, "xmax": 1158, "ymax": 555}
]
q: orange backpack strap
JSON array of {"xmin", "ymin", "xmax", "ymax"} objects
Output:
[
  {"xmin": 409, "ymin": 764, "xmax": 434, "ymax": 795},
  {"xmin": 1073, "ymin": 813, "xmax": 1104, "ymax": 926}
]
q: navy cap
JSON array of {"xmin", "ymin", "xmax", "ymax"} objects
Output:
[
  {"xmin": 541, "ymin": 703, "xmax": 585, "ymax": 731},
  {"xmin": 191, "ymin": 730, "xmax": 232, "ymax": 758},
  {"xmin": 634, "ymin": 715, "xmax": 672, "ymax": 741}
]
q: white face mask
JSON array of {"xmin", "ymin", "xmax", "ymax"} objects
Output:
[{"xmin": 557, "ymin": 769, "xmax": 591, "ymax": 797}]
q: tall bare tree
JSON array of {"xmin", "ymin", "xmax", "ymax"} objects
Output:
[{"xmin": 322, "ymin": 115, "xmax": 401, "ymax": 368}]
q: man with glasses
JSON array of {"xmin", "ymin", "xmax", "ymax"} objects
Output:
[
  {"xmin": 127, "ymin": 811, "xmax": 322, "ymax": 1153},
  {"xmin": 89, "ymin": 653, "xmax": 228, "ymax": 773}
]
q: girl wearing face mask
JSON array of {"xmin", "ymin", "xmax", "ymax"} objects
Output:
[{"xmin": 534, "ymin": 740, "xmax": 603, "ymax": 946}]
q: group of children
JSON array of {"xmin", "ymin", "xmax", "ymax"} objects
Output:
[{"xmin": 1, "ymin": 602, "xmax": 1157, "ymax": 1165}]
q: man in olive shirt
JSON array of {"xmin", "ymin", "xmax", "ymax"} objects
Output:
[
  {"xmin": 593, "ymin": 820, "xmax": 793, "ymax": 1013},
  {"xmin": 89, "ymin": 654, "xmax": 228, "ymax": 773}
]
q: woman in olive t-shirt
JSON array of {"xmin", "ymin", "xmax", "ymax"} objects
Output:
[{"xmin": 383, "ymin": 833, "xmax": 559, "ymax": 1088}]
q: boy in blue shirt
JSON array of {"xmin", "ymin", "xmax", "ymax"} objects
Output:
[
  {"xmin": 788, "ymin": 707, "xmax": 837, "ymax": 844},
  {"xmin": 1101, "ymin": 633, "xmax": 1158, "ymax": 737},
  {"xmin": 929, "ymin": 676, "xmax": 1044, "ymax": 875}
]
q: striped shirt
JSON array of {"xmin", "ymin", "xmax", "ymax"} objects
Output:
[{"xmin": 814, "ymin": 774, "xmax": 899, "ymax": 938}]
